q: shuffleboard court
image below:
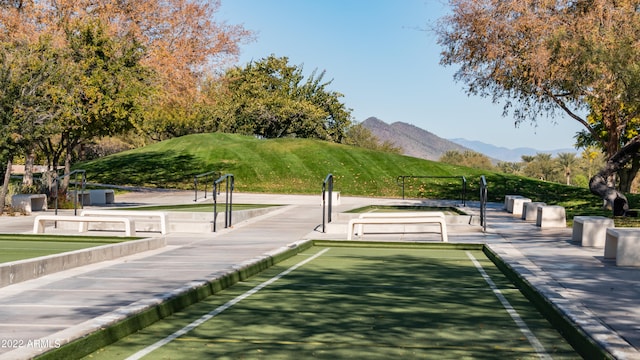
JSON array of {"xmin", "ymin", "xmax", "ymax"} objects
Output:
[{"xmin": 82, "ymin": 244, "xmax": 580, "ymax": 359}]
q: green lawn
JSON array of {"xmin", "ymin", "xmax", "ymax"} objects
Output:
[{"xmin": 0, "ymin": 234, "xmax": 125, "ymax": 263}]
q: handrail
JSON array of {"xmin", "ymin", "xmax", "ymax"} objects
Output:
[
  {"xmin": 53, "ymin": 170, "xmax": 86, "ymax": 216},
  {"xmin": 321, "ymin": 173, "xmax": 334, "ymax": 233},
  {"xmin": 396, "ymin": 175, "xmax": 466, "ymax": 206},
  {"xmin": 480, "ymin": 175, "xmax": 488, "ymax": 232},
  {"xmin": 213, "ymin": 174, "xmax": 234, "ymax": 232},
  {"xmin": 193, "ymin": 170, "xmax": 220, "ymax": 202}
]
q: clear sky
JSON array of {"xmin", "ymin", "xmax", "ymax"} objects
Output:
[{"xmin": 217, "ymin": 0, "xmax": 584, "ymax": 150}]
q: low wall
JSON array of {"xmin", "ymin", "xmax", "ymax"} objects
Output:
[{"xmin": 0, "ymin": 237, "xmax": 166, "ymax": 288}]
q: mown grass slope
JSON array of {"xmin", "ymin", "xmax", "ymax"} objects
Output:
[{"xmin": 77, "ymin": 133, "xmax": 640, "ymax": 221}]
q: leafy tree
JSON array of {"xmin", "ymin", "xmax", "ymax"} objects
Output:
[
  {"xmin": 521, "ymin": 153, "xmax": 558, "ymax": 181},
  {"xmin": 214, "ymin": 55, "xmax": 353, "ymax": 141},
  {"xmin": 0, "ymin": 0, "xmax": 252, "ymax": 146},
  {"xmin": 437, "ymin": 0, "xmax": 640, "ymax": 215},
  {"xmin": 496, "ymin": 161, "xmax": 522, "ymax": 175},
  {"xmin": 343, "ymin": 123, "xmax": 402, "ymax": 154},
  {"xmin": 0, "ymin": 38, "xmax": 63, "ymax": 213},
  {"xmin": 439, "ymin": 150, "xmax": 494, "ymax": 171},
  {"xmin": 580, "ymin": 146, "xmax": 605, "ymax": 180},
  {"xmin": 36, "ymin": 20, "xmax": 155, "ymax": 187}
]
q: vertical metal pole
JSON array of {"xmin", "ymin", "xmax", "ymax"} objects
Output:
[
  {"xmin": 54, "ymin": 177, "xmax": 59, "ymax": 216},
  {"xmin": 328, "ymin": 175, "xmax": 333, "ymax": 224},
  {"xmin": 204, "ymin": 175, "xmax": 208, "ymax": 200},
  {"xmin": 229, "ymin": 175, "xmax": 233, "ymax": 227},
  {"xmin": 322, "ymin": 182, "xmax": 326, "ymax": 233},
  {"xmin": 224, "ymin": 176, "xmax": 230, "ymax": 228},
  {"xmin": 194, "ymin": 176, "xmax": 198, "ymax": 202},
  {"xmin": 72, "ymin": 173, "xmax": 78, "ymax": 216},
  {"xmin": 213, "ymin": 182, "xmax": 218, "ymax": 232},
  {"xmin": 462, "ymin": 176, "xmax": 467, "ymax": 207}
]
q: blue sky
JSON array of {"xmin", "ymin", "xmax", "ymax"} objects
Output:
[{"xmin": 217, "ymin": 0, "xmax": 584, "ymax": 150}]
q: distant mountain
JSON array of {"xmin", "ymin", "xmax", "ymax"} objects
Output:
[
  {"xmin": 361, "ymin": 117, "xmax": 577, "ymax": 163},
  {"xmin": 362, "ymin": 117, "xmax": 472, "ymax": 161},
  {"xmin": 448, "ymin": 138, "xmax": 576, "ymax": 163}
]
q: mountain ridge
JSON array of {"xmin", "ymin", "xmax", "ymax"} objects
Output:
[{"xmin": 362, "ymin": 117, "xmax": 576, "ymax": 162}]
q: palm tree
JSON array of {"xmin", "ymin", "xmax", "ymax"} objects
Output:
[{"xmin": 556, "ymin": 152, "xmax": 578, "ymax": 185}]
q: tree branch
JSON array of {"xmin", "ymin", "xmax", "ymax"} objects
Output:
[{"xmin": 542, "ymin": 87, "xmax": 599, "ymax": 143}]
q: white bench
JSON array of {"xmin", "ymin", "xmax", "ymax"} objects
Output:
[
  {"xmin": 522, "ymin": 202, "xmax": 545, "ymax": 221},
  {"xmin": 511, "ymin": 197, "xmax": 532, "ymax": 216},
  {"xmin": 11, "ymin": 194, "xmax": 47, "ymax": 214},
  {"xmin": 536, "ymin": 205, "xmax": 566, "ymax": 228},
  {"xmin": 572, "ymin": 216, "xmax": 615, "ymax": 247},
  {"xmin": 355, "ymin": 212, "xmax": 446, "ymax": 235},
  {"xmin": 80, "ymin": 210, "xmax": 168, "ymax": 235},
  {"xmin": 33, "ymin": 215, "xmax": 136, "ymax": 236},
  {"xmin": 348, "ymin": 213, "xmax": 448, "ymax": 242},
  {"xmin": 604, "ymin": 228, "xmax": 640, "ymax": 266}
]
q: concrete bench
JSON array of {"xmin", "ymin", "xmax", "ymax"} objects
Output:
[
  {"xmin": 348, "ymin": 214, "xmax": 448, "ymax": 242},
  {"xmin": 536, "ymin": 205, "xmax": 566, "ymax": 228},
  {"xmin": 33, "ymin": 215, "xmax": 136, "ymax": 236},
  {"xmin": 511, "ymin": 197, "xmax": 532, "ymax": 216},
  {"xmin": 504, "ymin": 195, "xmax": 523, "ymax": 211},
  {"xmin": 80, "ymin": 210, "xmax": 168, "ymax": 235},
  {"xmin": 88, "ymin": 189, "xmax": 115, "ymax": 205},
  {"xmin": 11, "ymin": 194, "xmax": 47, "ymax": 214},
  {"xmin": 604, "ymin": 228, "xmax": 640, "ymax": 266},
  {"xmin": 71, "ymin": 191, "xmax": 92, "ymax": 206},
  {"xmin": 522, "ymin": 202, "xmax": 546, "ymax": 221},
  {"xmin": 572, "ymin": 216, "xmax": 615, "ymax": 247}
]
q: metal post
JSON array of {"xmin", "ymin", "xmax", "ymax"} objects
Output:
[
  {"xmin": 194, "ymin": 176, "xmax": 198, "ymax": 202},
  {"xmin": 321, "ymin": 173, "xmax": 334, "ymax": 233},
  {"xmin": 213, "ymin": 181, "xmax": 218, "ymax": 232}
]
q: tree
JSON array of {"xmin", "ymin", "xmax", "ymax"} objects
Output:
[
  {"xmin": 0, "ymin": 0, "xmax": 252, "ymax": 143},
  {"xmin": 580, "ymin": 146, "xmax": 605, "ymax": 180},
  {"xmin": 0, "ymin": 38, "xmax": 64, "ymax": 213},
  {"xmin": 521, "ymin": 153, "xmax": 558, "ymax": 181},
  {"xmin": 342, "ymin": 123, "xmax": 401, "ymax": 153},
  {"xmin": 49, "ymin": 20, "xmax": 155, "ymax": 190},
  {"xmin": 437, "ymin": 0, "xmax": 640, "ymax": 215},
  {"xmin": 556, "ymin": 152, "xmax": 578, "ymax": 185},
  {"xmin": 439, "ymin": 150, "xmax": 494, "ymax": 170},
  {"xmin": 214, "ymin": 55, "xmax": 353, "ymax": 141}
]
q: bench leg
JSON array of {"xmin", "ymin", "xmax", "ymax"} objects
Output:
[
  {"xmin": 34, "ymin": 220, "xmax": 45, "ymax": 234},
  {"xmin": 440, "ymin": 222, "xmax": 448, "ymax": 242},
  {"xmin": 160, "ymin": 217, "xmax": 168, "ymax": 235}
]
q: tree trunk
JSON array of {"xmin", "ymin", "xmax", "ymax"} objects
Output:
[
  {"xmin": 0, "ymin": 157, "xmax": 13, "ymax": 215},
  {"xmin": 23, "ymin": 149, "xmax": 35, "ymax": 188},
  {"xmin": 618, "ymin": 155, "xmax": 640, "ymax": 193},
  {"xmin": 589, "ymin": 139, "xmax": 640, "ymax": 216}
]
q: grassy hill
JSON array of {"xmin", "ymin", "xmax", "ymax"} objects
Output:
[
  {"xmin": 77, "ymin": 133, "xmax": 638, "ymax": 220},
  {"xmin": 78, "ymin": 133, "xmax": 484, "ymax": 196}
]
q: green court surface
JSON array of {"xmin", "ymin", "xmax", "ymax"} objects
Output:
[
  {"xmin": 0, "ymin": 234, "xmax": 125, "ymax": 263},
  {"xmin": 78, "ymin": 243, "xmax": 580, "ymax": 359}
]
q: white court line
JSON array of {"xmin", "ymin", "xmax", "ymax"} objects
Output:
[
  {"xmin": 125, "ymin": 248, "xmax": 331, "ymax": 360},
  {"xmin": 466, "ymin": 251, "xmax": 551, "ymax": 360}
]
